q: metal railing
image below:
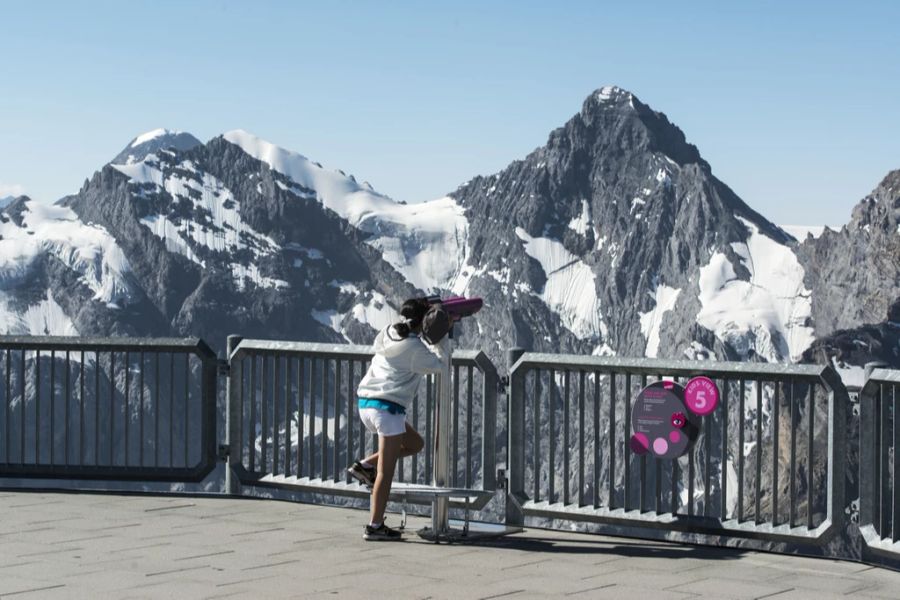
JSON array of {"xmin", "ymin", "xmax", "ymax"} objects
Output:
[
  {"xmin": 860, "ymin": 368, "xmax": 900, "ymax": 566},
  {"xmin": 506, "ymin": 353, "xmax": 848, "ymax": 551},
  {"xmin": 226, "ymin": 338, "xmax": 498, "ymax": 507},
  {"xmin": 0, "ymin": 336, "xmax": 218, "ymax": 482},
  {"xmin": 1, "ymin": 332, "xmax": 898, "ymax": 570}
]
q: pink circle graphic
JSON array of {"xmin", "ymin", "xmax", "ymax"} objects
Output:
[
  {"xmin": 652, "ymin": 438, "xmax": 668, "ymax": 455},
  {"xmin": 685, "ymin": 376, "xmax": 720, "ymax": 416},
  {"xmin": 630, "ymin": 433, "xmax": 650, "ymax": 455},
  {"xmin": 669, "ymin": 430, "xmax": 682, "ymax": 443}
]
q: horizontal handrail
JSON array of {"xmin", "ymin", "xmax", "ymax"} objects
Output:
[{"xmin": 511, "ymin": 353, "xmax": 826, "ymax": 379}]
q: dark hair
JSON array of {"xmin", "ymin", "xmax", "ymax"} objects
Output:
[{"xmin": 393, "ymin": 297, "xmax": 431, "ymax": 338}]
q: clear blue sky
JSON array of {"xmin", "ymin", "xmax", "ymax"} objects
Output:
[{"xmin": 1, "ymin": 1, "xmax": 898, "ymax": 226}]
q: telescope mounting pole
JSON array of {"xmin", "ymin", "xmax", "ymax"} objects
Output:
[{"xmin": 431, "ymin": 328, "xmax": 453, "ymax": 535}]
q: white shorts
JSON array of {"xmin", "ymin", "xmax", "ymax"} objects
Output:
[{"xmin": 359, "ymin": 407, "xmax": 407, "ymax": 438}]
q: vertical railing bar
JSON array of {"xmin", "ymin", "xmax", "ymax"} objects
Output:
[
  {"xmin": 123, "ymin": 351, "xmax": 129, "ymax": 467},
  {"xmin": 532, "ymin": 369, "xmax": 540, "ymax": 503},
  {"xmin": 684, "ymin": 373, "xmax": 692, "ymax": 516},
  {"xmin": 549, "ymin": 368, "xmax": 556, "ymax": 503},
  {"xmin": 593, "ymin": 371, "xmax": 600, "ymax": 509},
  {"xmin": 79, "ymin": 350, "xmax": 85, "ymax": 465},
  {"xmin": 4, "ymin": 349, "xmax": 10, "ymax": 463},
  {"xmin": 333, "ymin": 360, "xmax": 342, "ymax": 483},
  {"xmin": 578, "ymin": 370, "xmax": 585, "ymax": 507},
  {"xmin": 64, "ymin": 350, "xmax": 70, "ymax": 467},
  {"xmin": 425, "ymin": 375, "xmax": 433, "ymax": 478},
  {"xmin": 3, "ymin": 348, "xmax": 9, "ymax": 464},
  {"xmin": 286, "ymin": 356, "xmax": 292, "ymax": 477},
  {"xmin": 49, "ymin": 350, "xmax": 55, "ymax": 465},
  {"xmin": 109, "ymin": 351, "xmax": 116, "ymax": 466},
  {"xmin": 358, "ymin": 362, "xmax": 367, "ymax": 474},
  {"xmin": 688, "ymin": 431, "xmax": 695, "ymax": 517},
  {"xmin": 703, "ymin": 409, "xmax": 711, "ymax": 517},
  {"xmin": 892, "ymin": 383, "xmax": 899, "ymax": 543},
  {"xmin": 261, "ymin": 354, "xmax": 269, "ymax": 475},
  {"xmin": 139, "ymin": 351, "xmax": 144, "ymax": 468},
  {"xmin": 452, "ymin": 364, "xmax": 460, "ymax": 487},
  {"xmin": 249, "ymin": 354, "xmax": 256, "ymax": 473},
  {"xmin": 154, "ymin": 352, "xmax": 159, "ymax": 468},
  {"xmin": 345, "ymin": 360, "xmax": 353, "ymax": 483},
  {"xmin": 720, "ymin": 378, "xmax": 729, "ymax": 521},
  {"xmin": 790, "ymin": 382, "xmax": 797, "ymax": 528},
  {"xmin": 183, "ymin": 353, "xmax": 189, "ymax": 469},
  {"xmin": 624, "ymin": 373, "xmax": 632, "ymax": 510},
  {"xmin": 879, "ymin": 383, "xmax": 889, "ymax": 536},
  {"xmin": 412, "ymin": 390, "xmax": 419, "ymax": 483},
  {"xmin": 273, "ymin": 355, "xmax": 280, "ymax": 476},
  {"xmin": 755, "ymin": 379, "xmax": 763, "ymax": 524},
  {"xmin": 321, "ymin": 358, "xmax": 328, "ymax": 480},
  {"xmin": 168, "ymin": 352, "xmax": 174, "ymax": 468},
  {"xmin": 563, "ymin": 369, "xmax": 571, "ymax": 506},
  {"xmin": 772, "ymin": 382, "xmax": 780, "ymax": 526},
  {"xmin": 639, "ymin": 374, "xmax": 647, "ymax": 513},
  {"xmin": 608, "ymin": 373, "xmax": 616, "ymax": 510},
  {"xmin": 35, "ymin": 350, "xmax": 40, "ymax": 464},
  {"xmin": 808, "ymin": 383, "xmax": 816, "ymax": 530},
  {"xmin": 309, "ymin": 358, "xmax": 317, "ymax": 479},
  {"xmin": 738, "ymin": 378, "xmax": 745, "ymax": 522},
  {"xmin": 94, "ymin": 351, "xmax": 100, "ymax": 466},
  {"xmin": 655, "ymin": 376, "xmax": 664, "ymax": 515},
  {"xmin": 466, "ymin": 365, "xmax": 474, "ymax": 490},
  {"xmin": 297, "ymin": 357, "xmax": 304, "ymax": 478},
  {"xmin": 874, "ymin": 383, "xmax": 883, "ymax": 535},
  {"xmin": 20, "ymin": 349, "xmax": 26, "ymax": 465}
]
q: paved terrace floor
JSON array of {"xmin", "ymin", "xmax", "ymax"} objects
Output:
[{"xmin": 0, "ymin": 491, "xmax": 898, "ymax": 600}]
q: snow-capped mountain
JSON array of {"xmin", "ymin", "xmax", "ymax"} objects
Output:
[
  {"xmin": 447, "ymin": 86, "xmax": 816, "ymax": 363},
  {"xmin": 111, "ymin": 129, "xmax": 202, "ymax": 165},
  {"xmin": 1, "ymin": 87, "xmax": 897, "ymax": 372}
]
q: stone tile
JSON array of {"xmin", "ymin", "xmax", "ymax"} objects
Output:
[{"xmin": 668, "ymin": 577, "xmax": 794, "ymax": 599}]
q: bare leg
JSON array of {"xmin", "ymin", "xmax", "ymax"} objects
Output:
[
  {"xmin": 362, "ymin": 423, "xmax": 424, "ymax": 466},
  {"xmin": 370, "ymin": 433, "xmax": 403, "ymax": 525}
]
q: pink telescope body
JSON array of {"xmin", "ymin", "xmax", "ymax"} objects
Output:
[{"xmin": 427, "ymin": 296, "xmax": 483, "ymax": 319}]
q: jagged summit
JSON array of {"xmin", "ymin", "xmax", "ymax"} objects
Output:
[
  {"xmin": 111, "ymin": 129, "xmax": 202, "ymax": 165},
  {"xmin": 590, "ymin": 85, "xmax": 636, "ymax": 106}
]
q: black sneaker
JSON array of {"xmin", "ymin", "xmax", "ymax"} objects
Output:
[
  {"xmin": 363, "ymin": 523, "xmax": 402, "ymax": 541},
  {"xmin": 347, "ymin": 461, "xmax": 376, "ymax": 488}
]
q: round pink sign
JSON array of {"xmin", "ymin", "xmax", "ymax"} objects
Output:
[{"xmin": 684, "ymin": 376, "xmax": 719, "ymax": 416}]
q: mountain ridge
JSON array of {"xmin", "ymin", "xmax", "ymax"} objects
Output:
[{"xmin": 0, "ymin": 86, "xmax": 896, "ymax": 372}]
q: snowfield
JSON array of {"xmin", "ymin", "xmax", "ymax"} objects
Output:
[
  {"xmin": 696, "ymin": 217, "xmax": 815, "ymax": 362},
  {"xmin": 112, "ymin": 156, "xmax": 288, "ymax": 291},
  {"xmin": 515, "ymin": 227, "xmax": 607, "ymax": 341},
  {"xmin": 0, "ymin": 200, "xmax": 134, "ymax": 308},
  {"xmin": 639, "ymin": 284, "xmax": 681, "ymax": 358},
  {"xmin": 222, "ymin": 130, "xmax": 470, "ymax": 294}
]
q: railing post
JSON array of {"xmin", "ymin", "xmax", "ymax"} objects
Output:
[
  {"xmin": 225, "ymin": 335, "xmax": 243, "ymax": 496},
  {"xmin": 506, "ymin": 347, "xmax": 526, "ymax": 527},
  {"xmin": 432, "ymin": 337, "xmax": 453, "ymax": 533},
  {"xmin": 819, "ymin": 365, "xmax": 849, "ymax": 541}
]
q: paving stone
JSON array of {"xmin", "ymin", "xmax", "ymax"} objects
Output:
[{"xmin": 1, "ymin": 491, "xmax": 899, "ymax": 599}]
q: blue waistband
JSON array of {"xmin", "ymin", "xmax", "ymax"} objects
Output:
[{"xmin": 358, "ymin": 398, "xmax": 407, "ymax": 415}]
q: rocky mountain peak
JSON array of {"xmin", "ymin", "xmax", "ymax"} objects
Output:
[
  {"xmin": 848, "ymin": 168, "xmax": 900, "ymax": 233},
  {"xmin": 111, "ymin": 129, "xmax": 202, "ymax": 166},
  {"xmin": 573, "ymin": 86, "xmax": 707, "ymax": 169}
]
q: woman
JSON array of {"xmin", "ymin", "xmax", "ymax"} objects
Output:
[{"xmin": 348, "ymin": 297, "xmax": 451, "ymax": 541}]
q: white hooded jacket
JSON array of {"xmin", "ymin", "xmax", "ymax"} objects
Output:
[{"xmin": 356, "ymin": 325, "xmax": 448, "ymax": 409}]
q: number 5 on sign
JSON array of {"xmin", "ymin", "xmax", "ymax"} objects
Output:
[{"xmin": 685, "ymin": 377, "xmax": 719, "ymax": 416}]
